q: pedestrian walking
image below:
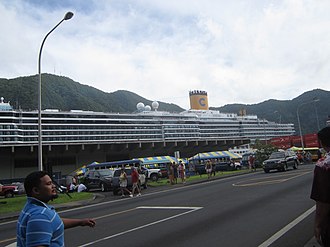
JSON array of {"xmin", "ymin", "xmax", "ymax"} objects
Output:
[
  {"xmin": 211, "ymin": 159, "xmax": 216, "ymax": 176},
  {"xmin": 173, "ymin": 163, "xmax": 178, "ymax": 184},
  {"xmin": 178, "ymin": 161, "xmax": 186, "ymax": 183},
  {"xmin": 205, "ymin": 160, "xmax": 212, "ymax": 179},
  {"xmin": 248, "ymin": 155, "xmax": 255, "ymax": 171},
  {"xmin": 119, "ymin": 168, "xmax": 132, "ymax": 197},
  {"xmin": 169, "ymin": 163, "xmax": 175, "ymax": 185},
  {"xmin": 130, "ymin": 167, "xmax": 141, "ymax": 197}
]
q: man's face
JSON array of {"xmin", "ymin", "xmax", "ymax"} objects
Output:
[{"xmin": 34, "ymin": 175, "xmax": 58, "ymax": 203}]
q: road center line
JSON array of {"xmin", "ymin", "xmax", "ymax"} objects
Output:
[
  {"xmin": 233, "ymin": 171, "xmax": 311, "ymax": 187},
  {"xmin": 137, "ymin": 206, "xmax": 203, "ymax": 210},
  {"xmin": 78, "ymin": 206, "xmax": 203, "ymax": 247},
  {"xmin": 258, "ymin": 205, "xmax": 316, "ymax": 247}
]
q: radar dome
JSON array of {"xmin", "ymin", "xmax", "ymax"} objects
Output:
[
  {"xmin": 136, "ymin": 102, "xmax": 145, "ymax": 111},
  {"xmin": 152, "ymin": 101, "xmax": 159, "ymax": 110},
  {"xmin": 145, "ymin": 105, "xmax": 151, "ymax": 111}
]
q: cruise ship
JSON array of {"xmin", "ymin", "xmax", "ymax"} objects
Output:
[
  {"xmin": 0, "ymin": 91, "xmax": 295, "ymax": 146},
  {"xmin": 0, "ymin": 91, "xmax": 297, "ymax": 179}
]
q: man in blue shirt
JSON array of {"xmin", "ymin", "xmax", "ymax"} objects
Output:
[{"xmin": 17, "ymin": 171, "xmax": 96, "ymax": 246}]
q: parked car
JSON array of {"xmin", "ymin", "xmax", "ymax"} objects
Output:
[
  {"xmin": 83, "ymin": 169, "xmax": 114, "ymax": 192},
  {"xmin": 262, "ymin": 150, "xmax": 299, "ymax": 173},
  {"xmin": 215, "ymin": 160, "xmax": 242, "ymax": 171},
  {"xmin": 0, "ymin": 183, "xmax": 19, "ymax": 198},
  {"xmin": 143, "ymin": 163, "xmax": 169, "ymax": 178},
  {"xmin": 11, "ymin": 182, "xmax": 25, "ymax": 194},
  {"xmin": 111, "ymin": 168, "xmax": 147, "ymax": 195},
  {"xmin": 193, "ymin": 159, "xmax": 241, "ymax": 174},
  {"xmin": 141, "ymin": 166, "xmax": 162, "ymax": 181}
]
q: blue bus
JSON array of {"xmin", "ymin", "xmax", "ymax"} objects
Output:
[
  {"xmin": 189, "ymin": 151, "xmax": 241, "ymax": 174},
  {"xmin": 86, "ymin": 159, "xmax": 142, "ymax": 170}
]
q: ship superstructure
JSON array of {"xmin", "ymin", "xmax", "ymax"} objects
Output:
[{"xmin": 0, "ymin": 91, "xmax": 295, "ymax": 146}]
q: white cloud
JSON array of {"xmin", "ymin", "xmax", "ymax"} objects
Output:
[{"xmin": 1, "ymin": 0, "xmax": 330, "ymax": 110}]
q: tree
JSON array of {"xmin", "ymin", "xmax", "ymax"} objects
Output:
[{"xmin": 253, "ymin": 140, "xmax": 277, "ymax": 167}]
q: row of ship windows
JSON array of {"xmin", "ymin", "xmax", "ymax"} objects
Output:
[
  {"xmin": 0, "ymin": 129, "xmax": 201, "ymax": 136},
  {"xmin": 1, "ymin": 130, "xmax": 268, "ymax": 138},
  {"xmin": 0, "ymin": 121, "xmax": 293, "ymax": 127},
  {"xmin": 0, "ymin": 130, "xmax": 293, "ymax": 137},
  {"xmin": 0, "ymin": 119, "xmax": 202, "ymax": 125},
  {"xmin": 0, "ymin": 125, "xmax": 202, "ymax": 130},
  {"xmin": 0, "ymin": 134, "xmax": 203, "ymax": 142}
]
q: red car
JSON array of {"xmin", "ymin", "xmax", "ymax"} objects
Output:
[{"xmin": 0, "ymin": 183, "xmax": 19, "ymax": 198}]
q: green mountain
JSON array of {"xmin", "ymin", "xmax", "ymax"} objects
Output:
[
  {"xmin": 0, "ymin": 74, "xmax": 184, "ymax": 113},
  {"xmin": 0, "ymin": 74, "xmax": 328, "ymax": 135},
  {"xmin": 210, "ymin": 89, "xmax": 330, "ymax": 135}
]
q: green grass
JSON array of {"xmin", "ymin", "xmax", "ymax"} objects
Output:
[
  {"xmin": 0, "ymin": 192, "xmax": 93, "ymax": 215},
  {"xmin": 148, "ymin": 169, "xmax": 249, "ymax": 187}
]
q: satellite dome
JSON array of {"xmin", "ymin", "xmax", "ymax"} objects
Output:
[
  {"xmin": 136, "ymin": 102, "xmax": 145, "ymax": 111},
  {"xmin": 152, "ymin": 101, "xmax": 159, "ymax": 110},
  {"xmin": 145, "ymin": 105, "xmax": 151, "ymax": 111}
]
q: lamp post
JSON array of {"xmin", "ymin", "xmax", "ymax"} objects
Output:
[
  {"xmin": 313, "ymin": 98, "xmax": 320, "ymax": 130},
  {"xmin": 296, "ymin": 106, "xmax": 304, "ymax": 151},
  {"xmin": 38, "ymin": 12, "xmax": 74, "ymax": 171},
  {"xmin": 296, "ymin": 98, "xmax": 320, "ymax": 152},
  {"xmin": 274, "ymin": 110, "xmax": 282, "ymax": 124}
]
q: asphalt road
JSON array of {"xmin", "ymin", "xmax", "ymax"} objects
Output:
[{"xmin": 0, "ymin": 165, "xmax": 316, "ymax": 247}]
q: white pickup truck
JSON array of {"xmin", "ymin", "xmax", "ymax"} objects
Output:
[{"xmin": 141, "ymin": 166, "xmax": 162, "ymax": 181}]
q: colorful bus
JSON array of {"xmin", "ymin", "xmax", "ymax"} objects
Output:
[{"xmin": 86, "ymin": 159, "xmax": 141, "ymax": 170}]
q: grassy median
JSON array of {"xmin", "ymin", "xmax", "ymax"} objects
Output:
[
  {"xmin": 0, "ymin": 192, "xmax": 93, "ymax": 215},
  {"xmin": 148, "ymin": 169, "xmax": 249, "ymax": 187}
]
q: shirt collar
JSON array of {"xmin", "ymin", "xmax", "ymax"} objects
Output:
[{"xmin": 27, "ymin": 197, "xmax": 55, "ymax": 210}]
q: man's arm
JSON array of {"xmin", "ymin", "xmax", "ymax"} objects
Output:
[
  {"xmin": 314, "ymin": 201, "xmax": 330, "ymax": 245},
  {"xmin": 62, "ymin": 218, "xmax": 96, "ymax": 229}
]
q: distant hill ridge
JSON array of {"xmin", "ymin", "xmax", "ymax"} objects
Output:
[
  {"xmin": 0, "ymin": 73, "xmax": 329, "ymax": 135},
  {"xmin": 0, "ymin": 74, "xmax": 184, "ymax": 113}
]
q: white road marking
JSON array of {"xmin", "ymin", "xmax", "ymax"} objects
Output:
[
  {"xmin": 57, "ymin": 173, "xmax": 243, "ymax": 214},
  {"xmin": 258, "ymin": 205, "xmax": 316, "ymax": 247},
  {"xmin": 233, "ymin": 171, "xmax": 312, "ymax": 187},
  {"xmin": 78, "ymin": 206, "xmax": 202, "ymax": 247},
  {"xmin": 137, "ymin": 206, "xmax": 203, "ymax": 210}
]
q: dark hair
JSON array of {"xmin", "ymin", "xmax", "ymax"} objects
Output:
[
  {"xmin": 318, "ymin": 126, "xmax": 330, "ymax": 148},
  {"xmin": 24, "ymin": 171, "xmax": 49, "ymax": 197}
]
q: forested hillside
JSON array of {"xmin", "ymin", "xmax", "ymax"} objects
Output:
[
  {"xmin": 211, "ymin": 89, "xmax": 330, "ymax": 135},
  {"xmin": 0, "ymin": 74, "xmax": 184, "ymax": 113}
]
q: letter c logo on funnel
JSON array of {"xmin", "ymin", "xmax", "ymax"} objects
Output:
[{"xmin": 199, "ymin": 98, "xmax": 206, "ymax": 106}]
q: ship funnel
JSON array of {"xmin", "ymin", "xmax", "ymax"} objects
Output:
[{"xmin": 189, "ymin": 90, "xmax": 209, "ymax": 110}]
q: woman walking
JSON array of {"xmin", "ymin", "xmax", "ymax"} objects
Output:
[{"xmin": 119, "ymin": 168, "xmax": 132, "ymax": 197}]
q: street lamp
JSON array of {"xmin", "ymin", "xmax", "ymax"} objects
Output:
[
  {"xmin": 296, "ymin": 106, "xmax": 304, "ymax": 151},
  {"xmin": 38, "ymin": 12, "xmax": 74, "ymax": 171},
  {"xmin": 296, "ymin": 98, "xmax": 320, "ymax": 152},
  {"xmin": 274, "ymin": 110, "xmax": 282, "ymax": 124},
  {"xmin": 313, "ymin": 97, "xmax": 320, "ymax": 130}
]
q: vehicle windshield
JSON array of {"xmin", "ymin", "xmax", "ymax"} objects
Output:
[{"xmin": 269, "ymin": 152, "xmax": 285, "ymax": 159}]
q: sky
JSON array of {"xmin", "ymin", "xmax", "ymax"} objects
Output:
[{"xmin": 1, "ymin": 0, "xmax": 330, "ymax": 110}]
